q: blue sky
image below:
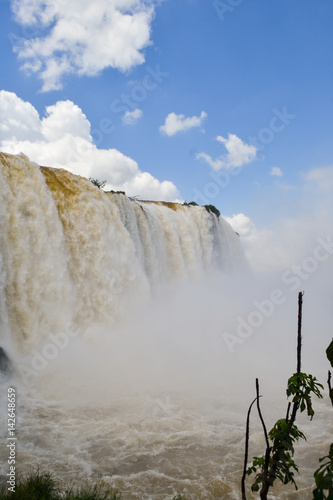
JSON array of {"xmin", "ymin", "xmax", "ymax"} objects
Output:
[{"xmin": 0, "ymin": 0, "xmax": 333, "ymax": 246}]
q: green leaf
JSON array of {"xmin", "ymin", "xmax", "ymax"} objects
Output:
[
  {"xmin": 326, "ymin": 340, "xmax": 333, "ymax": 367},
  {"xmin": 313, "ymin": 487, "xmax": 325, "ymax": 500},
  {"xmin": 251, "ymin": 482, "xmax": 260, "ymax": 492}
]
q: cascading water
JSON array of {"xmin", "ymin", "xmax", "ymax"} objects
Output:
[
  {"xmin": 0, "ymin": 152, "xmax": 331, "ymax": 499},
  {"xmin": 0, "ymin": 152, "xmax": 244, "ymax": 356}
]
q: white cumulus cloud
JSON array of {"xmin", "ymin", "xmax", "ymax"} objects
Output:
[
  {"xmin": 196, "ymin": 133, "xmax": 257, "ymax": 171},
  {"xmin": 0, "ymin": 90, "xmax": 179, "ymax": 201},
  {"xmin": 10, "ymin": 0, "xmax": 157, "ymax": 91},
  {"xmin": 0, "ymin": 90, "xmax": 42, "ymax": 141},
  {"xmin": 224, "ymin": 213, "xmax": 255, "ymax": 238},
  {"xmin": 159, "ymin": 111, "xmax": 207, "ymax": 136},
  {"xmin": 122, "ymin": 108, "xmax": 143, "ymax": 125},
  {"xmin": 270, "ymin": 166, "xmax": 283, "ymax": 177}
]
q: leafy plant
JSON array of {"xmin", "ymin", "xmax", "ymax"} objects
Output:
[
  {"xmin": 204, "ymin": 204, "xmax": 220, "ymax": 218},
  {"xmin": 247, "ymin": 419, "xmax": 307, "ymax": 494},
  {"xmin": 242, "ymin": 292, "xmax": 324, "ymax": 500},
  {"xmin": 312, "ymin": 338, "xmax": 333, "ymax": 499},
  {"xmin": 89, "ymin": 178, "xmax": 106, "ymax": 189},
  {"xmin": 286, "ymin": 372, "xmax": 323, "ymax": 420},
  {"xmin": 313, "ymin": 444, "xmax": 333, "ymax": 499}
]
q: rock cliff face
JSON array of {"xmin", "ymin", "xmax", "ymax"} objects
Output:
[{"xmin": 0, "ymin": 152, "xmax": 245, "ymax": 353}]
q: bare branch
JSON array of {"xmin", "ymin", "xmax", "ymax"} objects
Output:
[
  {"xmin": 256, "ymin": 378, "xmax": 269, "ymax": 448},
  {"xmin": 256, "ymin": 378, "xmax": 271, "ymax": 494},
  {"xmin": 289, "ymin": 291, "xmax": 304, "ymax": 424},
  {"xmin": 297, "ymin": 291, "xmax": 304, "ymax": 374},
  {"xmin": 286, "ymin": 402, "xmax": 291, "ymax": 422},
  {"xmin": 242, "ymin": 396, "xmax": 258, "ymax": 500}
]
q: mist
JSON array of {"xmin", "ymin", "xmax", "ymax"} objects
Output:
[{"xmin": 1, "ymin": 153, "xmax": 332, "ymax": 499}]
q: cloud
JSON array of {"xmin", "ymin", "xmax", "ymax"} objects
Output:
[
  {"xmin": 159, "ymin": 111, "xmax": 207, "ymax": 136},
  {"xmin": 224, "ymin": 213, "xmax": 255, "ymax": 238},
  {"xmin": 10, "ymin": 0, "xmax": 157, "ymax": 91},
  {"xmin": 224, "ymin": 212, "xmax": 316, "ymax": 273},
  {"xmin": 196, "ymin": 133, "xmax": 257, "ymax": 171},
  {"xmin": 42, "ymin": 100, "xmax": 92, "ymax": 141},
  {"xmin": 304, "ymin": 165, "xmax": 333, "ymax": 192},
  {"xmin": 0, "ymin": 90, "xmax": 42, "ymax": 141},
  {"xmin": 270, "ymin": 166, "xmax": 283, "ymax": 177},
  {"xmin": 122, "ymin": 108, "xmax": 143, "ymax": 125},
  {"xmin": 0, "ymin": 90, "xmax": 179, "ymax": 201},
  {"xmin": 225, "ymin": 163, "xmax": 333, "ymax": 274},
  {"xmin": 223, "ymin": 213, "xmax": 282, "ymax": 272},
  {"xmin": 224, "ymin": 213, "xmax": 293, "ymax": 272},
  {"xmin": 276, "ymin": 182, "xmax": 297, "ymax": 191}
]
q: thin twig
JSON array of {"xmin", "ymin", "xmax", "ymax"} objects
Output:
[
  {"xmin": 242, "ymin": 396, "xmax": 258, "ymax": 500},
  {"xmin": 297, "ymin": 291, "xmax": 304, "ymax": 374},
  {"xmin": 256, "ymin": 378, "xmax": 269, "ymax": 448},
  {"xmin": 286, "ymin": 402, "xmax": 291, "ymax": 422},
  {"xmin": 256, "ymin": 378, "xmax": 271, "ymax": 496},
  {"xmin": 289, "ymin": 291, "xmax": 304, "ymax": 424},
  {"xmin": 260, "ymin": 292, "xmax": 305, "ymax": 500}
]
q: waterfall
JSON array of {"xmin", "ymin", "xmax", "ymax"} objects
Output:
[
  {"xmin": 0, "ymin": 152, "xmax": 245, "ymax": 355},
  {"xmin": 2, "ymin": 153, "xmax": 328, "ymax": 500}
]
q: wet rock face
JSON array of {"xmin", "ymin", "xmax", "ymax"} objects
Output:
[{"xmin": 0, "ymin": 347, "xmax": 12, "ymax": 375}]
